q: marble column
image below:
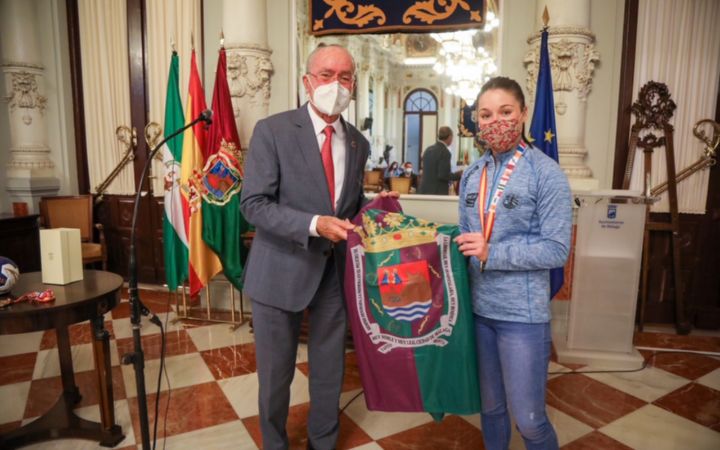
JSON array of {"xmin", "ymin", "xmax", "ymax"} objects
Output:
[
  {"xmin": 356, "ymin": 44, "xmax": 372, "ymax": 161},
  {"xmin": 356, "ymin": 43, "xmax": 371, "ymax": 130},
  {"xmin": 0, "ymin": 0, "xmax": 59, "ymax": 212},
  {"xmin": 222, "ymin": 0, "xmax": 274, "ymax": 150},
  {"xmin": 524, "ymin": 0, "xmax": 599, "ymax": 190},
  {"xmin": 372, "ymin": 58, "xmax": 386, "ymax": 164},
  {"xmin": 385, "ymin": 84, "xmax": 399, "ymax": 163}
]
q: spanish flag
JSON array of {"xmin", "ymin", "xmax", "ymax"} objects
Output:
[{"xmin": 180, "ymin": 50, "xmax": 222, "ymax": 296}]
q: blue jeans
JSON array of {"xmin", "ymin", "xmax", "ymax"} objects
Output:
[{"xmin": 474, "ymin": 315, "xmax": 559, "ymax": 450}]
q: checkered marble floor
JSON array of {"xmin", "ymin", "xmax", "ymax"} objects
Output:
[{"xmin": 1, "ymin": 289, "xmax": 719, "ymax": 450}]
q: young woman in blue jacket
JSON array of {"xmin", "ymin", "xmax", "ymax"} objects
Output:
[{"xmin": 455, "ymin": 77, "xmax": 572, "ymax": 450}]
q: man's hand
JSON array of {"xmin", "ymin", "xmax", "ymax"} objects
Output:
[
  {"xmin": 454, "ymin": 232, "xmax": 489, "ymax": 261},
  {"xmin": 317, "ymin": 216, "xmax": 355, "ymax": 243},
  {"xmin": 379, "ymin": 190, "xmax": 400, "ymax": 198}
]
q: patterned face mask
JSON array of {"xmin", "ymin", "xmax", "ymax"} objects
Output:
[{"xmin": 478, "ymin": 118, "xmax": 522, "ymax": 152}]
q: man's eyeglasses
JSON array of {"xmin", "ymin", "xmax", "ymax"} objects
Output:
[{"xmin": 308, "ymin": 72, "xmax": 354, "ymax": 85}]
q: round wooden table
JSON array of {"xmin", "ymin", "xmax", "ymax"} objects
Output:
[{"xmin": 0, "ymin": 270, "xmax": 125, "ymax": 449}]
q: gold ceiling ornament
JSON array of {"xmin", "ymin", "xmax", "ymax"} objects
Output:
[
  {"xmin": 313, "ymin": 0, "xmax": 387, "ymax": 31},
  {"xmin": 403, "ymin": 0, "xmax": 474, "ymax": 25}
]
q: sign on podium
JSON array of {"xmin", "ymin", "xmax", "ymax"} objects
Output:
[{"xmin": 555, "ymin": 190, "xmax": 650, "ymax": 369}]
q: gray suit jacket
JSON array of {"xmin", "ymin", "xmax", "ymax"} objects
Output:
[
  {"xmin": 419, "ymin": 141, "xmax": 460, "ymax": 195},
  {"xmin": 240, "ymin": 104, "xmax": 370, "ymax": 311}
]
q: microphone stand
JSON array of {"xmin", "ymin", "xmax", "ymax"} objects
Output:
[{"xmin": 122, "ymin": 111, "xmax": 211, "ymax": 450}]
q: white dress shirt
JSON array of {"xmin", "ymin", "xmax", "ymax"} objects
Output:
[{"xmin": 307, "ymin": 104, "xmax": 347, "ymax": 236}]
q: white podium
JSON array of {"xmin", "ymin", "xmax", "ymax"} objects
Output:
[{"xmin": 554, "ymin": 190, "xmax": 649, "ymax": 369}]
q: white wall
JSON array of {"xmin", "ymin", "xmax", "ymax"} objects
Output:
[
  {"xmin": 498, "ymin": 0, "xmax": 537, "ymax": 89},
  {"xmin": 586, "ymin": 0, "xmax": 624, "ymax": 188},
  {"xmin": 203, "ymin": 0, "xmax": 221, "ymax": 102},
  {"xmin": 267, "ymin": 0, "xmax": 295, "ymax": 115}
]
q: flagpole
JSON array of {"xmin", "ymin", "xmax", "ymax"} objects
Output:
[{"xmin": 122, "ymin": 109, "xmax": 212, "ymax": 450}]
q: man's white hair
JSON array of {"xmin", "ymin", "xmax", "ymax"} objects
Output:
[{"xmin": 305, "ymin": 44, "xmax": 356, "ymax": 75}]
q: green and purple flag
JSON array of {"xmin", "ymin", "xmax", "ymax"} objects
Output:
[{"xmin": 345, "ymin": 197, "xmax": 480, "ymax": 417}]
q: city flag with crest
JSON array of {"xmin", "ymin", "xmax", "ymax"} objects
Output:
[
  {"xmin": 345, "ymin": 197, "xmax": 480, "ymax": 417},
  {"xmin": 200, "ymin": 46, "xmax": 250, "ymax": 291}
]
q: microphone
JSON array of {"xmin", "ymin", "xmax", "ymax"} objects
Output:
[
  {"xmin": 200, "ymin": 109, "xmax": 213, "ymax": 124},
  {"xmin": 128, "ymin": 109, "xmax": 211, "ymax": 328},
  {"xmin": 123, "ymin": 109, "xmax": 211, "ymax": 450}
]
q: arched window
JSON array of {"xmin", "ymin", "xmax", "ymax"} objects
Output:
[
  {"xmin": 405, "ymin": 90, "xmax": 437, "ymax": 112},
  {"xmin": 403, "ymin": 89, "xmax": 438, "ymax": 170}
]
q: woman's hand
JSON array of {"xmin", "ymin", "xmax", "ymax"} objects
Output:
[
  {"xmin": 455, "ymin": 233, "xmax": 489, "ymax": 261},
  {"xmin": 379, "ymin": 190, "xmax": 400, "ymax": 198}
]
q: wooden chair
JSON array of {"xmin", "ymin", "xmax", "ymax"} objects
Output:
[
  {"xmin": 363, "ymin": 169, "xmax": 384, "ymax": 192},
  {"xmin": 39, "ymin": 195, "xmax": 107, "ymax": 270},
  {"xmin": 390, "ymin": 176, "xmax": 412, "ymax": 194}
]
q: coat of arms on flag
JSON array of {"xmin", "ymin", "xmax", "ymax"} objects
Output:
[
  {"xmin": 378, "ymin": 260, "xmax": 432, "ymax": 322},
  {"xmin": 351, "ymin": 209, "xmax": 461, "ymax": 354},
  {"xmin": 198, "ymin": 139, "xmax": 243, "ymax": 205},
  {"xmin": 345, "ymin": 197, "xmax": 480, "ymax": 416}
]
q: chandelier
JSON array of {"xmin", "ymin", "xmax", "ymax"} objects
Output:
[{"xmin": 430, "ymin": 10, "xmax": 499, "ymax": 105}]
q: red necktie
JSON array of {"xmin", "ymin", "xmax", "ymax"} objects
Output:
[{"xmin": 321, "ymin": 125, "xmax": 335, "ymax": 210}]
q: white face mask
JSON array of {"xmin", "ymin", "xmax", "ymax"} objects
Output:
[{"xmin": 309, "ymin": 80, "xmax": 352, "ymax": 116}]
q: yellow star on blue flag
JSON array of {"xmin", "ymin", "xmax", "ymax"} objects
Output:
[{"xmin": 544, "ymin": 129, "xmax": 555, "ymax": 143}]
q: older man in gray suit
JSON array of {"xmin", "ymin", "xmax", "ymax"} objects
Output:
[
  {"xmin": 240, "ymin": 44, "xmax": 368, "ymax": 450},
  {"xmin": 418, "ymin": 126, "xmax": 462, "ymax": 195}
]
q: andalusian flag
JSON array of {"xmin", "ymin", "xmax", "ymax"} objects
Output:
[
  {"xmin": 180, "ymin": 50, "xmax": 222, "ymax": 296},
  {"xmin": 201, "ymin": 47, "xmax": 250, "ymax": 291},
  {"xmin": 162, "ymin": 52, "xmax": 188, "ymax": 291},
  {"xmin": 345, "ymin": 197, "xmax": 480, "ymax": 417},
  {"xmin": 529, "ymin": 28, "xmax": 564, "ymax": 298}
]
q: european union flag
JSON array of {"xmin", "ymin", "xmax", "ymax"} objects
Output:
[
  {"xmin": 530, "ymin": 28, "xmax": 564, "ymax": 299},
  {"xmin": 530, "ymin": 29, "xmax": 558, "ymax": 161}
]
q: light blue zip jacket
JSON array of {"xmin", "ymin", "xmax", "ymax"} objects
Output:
[{"xmin": 458, "ymin": 145, "xmax": 572, "ymax": 323}]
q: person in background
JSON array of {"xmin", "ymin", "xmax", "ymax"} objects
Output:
[
  {"xmin": 383, "ymin": 144, "xmax": 394, "ymax": 168},
  {"xmin": 419, "ymin": 126, "xmax": 463, "ymax": 195},
  {"xmin": 240, "ymin": 44, "xmax": 368, "ymax": 450},
  {"xmin": 384, "ymin": 161, "xmax": 401, "ymax": 178},
  {"xmin": 455, "ymin": 76, "xmax": 572, "ymax": 450},
  {"xmin": 400, "ymin": 161, "xmax": 418, "ymax": 192}
]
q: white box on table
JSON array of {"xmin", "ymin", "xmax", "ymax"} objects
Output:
[{"xmin": 40, "ymin": 228, "xmax": 84, "ymax": 285}]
